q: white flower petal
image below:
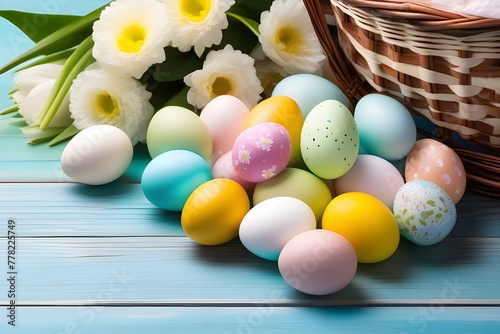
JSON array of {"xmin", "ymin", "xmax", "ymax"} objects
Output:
[
  {"xmin": 92, "ymin": 0, "xmax": 172, "ymax": 79},
  {"xmin": 258, "ymin": 0, "xmax": 326, "ymax": 75},
  {"xmin": 161, "ymin": 0, "xmax": 234, "ymax": 57},
  {"xmin": 184, "ymin": 45, "xmax": 263, "ymax": 110},
  {"xmin": 69, "ymin": 66, "xmax": 154, "ymax": 145}
]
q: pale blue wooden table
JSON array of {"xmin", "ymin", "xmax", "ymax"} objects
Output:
[{"xmin": 1, "ymin": 1, "xmax": 500, "ymax": 333}]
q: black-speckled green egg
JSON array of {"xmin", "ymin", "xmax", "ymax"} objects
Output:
[{"xmin": 300, "ymin": 100, "xmax": 359, "ymax": 179}]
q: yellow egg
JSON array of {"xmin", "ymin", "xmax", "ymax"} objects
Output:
[
  {"xmin": 242, "ymin": 96, "xmax": 304, "ymax": 167},
  {"xmin": 181, "ymin": 178, "xmax": 250, "ymax": 246},
  {"xmin": 322, "ymin": 192, "xmax": 399, "ymax": 263}
]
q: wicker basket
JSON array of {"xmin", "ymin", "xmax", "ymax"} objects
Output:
[{"xmin": 304, "ymin": 0, "xmax": 500, "ymax": 198}]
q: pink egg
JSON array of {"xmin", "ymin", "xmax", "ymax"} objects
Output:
[
  {"xmin": 335, "ymin": 154, "xmax": 404, "ymax": 209},
  {"xmin": 405, "ymin": 139, "xmax": 466, "ymax": 204},
  {"xmin": 200, "ymin": 95, "xmax": 250, "ymax": 166},
  {"xmin": 232, "ymin": 122, "xmax": 291, "ymax": 182},
  {"xmin": 278, "ymin": 229, "xmax": 357, "ymax": 295},
  {"xmin": 212, "ymin": 151, "xmax": 256, "ymax": 197}
]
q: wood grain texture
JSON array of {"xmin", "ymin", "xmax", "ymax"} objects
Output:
[
  {"xmin": 3, "ymin": 306, "xmax": 500, "ymax": 334},
  {"xmin": 1, "ymin": 1, "xmax": 500, "ymax": 332}
]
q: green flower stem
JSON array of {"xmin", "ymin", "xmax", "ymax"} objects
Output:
[
  {"xmin": 38, "ymin": 36, "xmax": 94, "ymax": 130},
  {"xmin": 0, "ymin": 105, "xmax": 18, "ymax": 115},
  {"xmin": 48, "ymin": 124, "xmax": 80, "ymax": 147},
  {"xmin": 226, "ymin": 12, "xmax": 260, "ymax": 36}
]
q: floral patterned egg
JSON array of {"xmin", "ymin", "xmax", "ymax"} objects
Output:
[
  {"xmin": 405, "ymin": 139, "xmax": 466, "ymax": 204},
  {"xmin": 232, "ymin": 122, "xmax": 291, "ymax": 182},
  {"xmin": 393, "ymin": 180, "xmax": 457, "ymax": 246}
]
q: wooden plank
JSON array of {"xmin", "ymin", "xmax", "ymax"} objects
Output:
[
  {"xmin": 1, "ymin": 183, "xmax": 499, "ymax": 237},
  {"xmin": 0, "ymin": 236, "xmax": 499, "ymax": 305},
  {"xmin": 2, "ymin": 306, "xmax": 500, "ymax": 334},
  {"xmin": 0, "ymin": 183, "xmax": 184, "ymax": 237}
]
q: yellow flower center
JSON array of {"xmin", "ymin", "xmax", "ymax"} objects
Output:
[
  {"xmin": 180, "ymin": 0, "xmax": 211, "ymax": 22},
  {"xmin": 95, "ymin": 92, "xmax": 119, "ymax": 119},
  {"xmin": 275, "ymin": 27, "xmax": 302, "ymax": 53},
  {"xmin": 117, "ymin": 24, "xmax": 147, "ymax": 53},
  {"xmin": 209, "ymin": 76, "xmax": 233, "ymax": 98}
]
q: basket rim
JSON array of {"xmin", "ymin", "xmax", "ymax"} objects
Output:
[{"xmin": 336, "ymin": 0, "xmax": 500, "ymax": 29}]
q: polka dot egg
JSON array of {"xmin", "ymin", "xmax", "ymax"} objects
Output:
[
  {"xmin": 300, "ymin": 100, "xmax": 359, "ymax": 179},
  {"xmin": 232, "ymin": 122, "xmax": 291, "ymax": 182}
]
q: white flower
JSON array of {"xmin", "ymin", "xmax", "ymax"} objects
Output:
[
  {"xmin": 12, "ymin": 62, "xmax": 72, "ymax": 127},
  {"xmin": 160, "ymin": 0, "xmax": 234, "ymax": 57},
  {"xmin": 184, "ymin": 44, "xmax": 263, "ymax": 109},
  {"xmin": 256, "ymin": 134, "xmax": 273, "ymax": 151},
  {"xmin": 69, "ymin": 65, "xmax": 154, "ymax": 145},
  {"xmin": 262, "ymin": 165, "xmax": 276, "ymax": 179},
  {"xmin": 258, "ymin": 0, "xmax": 326, "ymax": 75},
  {"xmin": 238, "ymin": 146, "xmax": 251, "ymax": 164},
  {"xmin": 92, "ymin": 0, "xmax": 172, "ymax": 79}
]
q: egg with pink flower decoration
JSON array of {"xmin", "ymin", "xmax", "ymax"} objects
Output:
[
  {"xmin": 231, "ymin": 122, "xmax": 291, "ymax": 183},
  {"xmin": 405, "ymin": 139, "xmax": 466, "ymax": 204}
]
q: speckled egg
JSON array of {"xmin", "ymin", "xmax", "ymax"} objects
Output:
[
  {"xmin": 393, "ymin": 180, "xmax": 457, "ymax": 246},
  {"xmin": 232, "ymin": 122, "xmax": 291, "ymax": 183},
  {"xmin": 300, "ymin": 100, "xmax": 359, "ymax": 179},
  {"xmin": 405, "ymin": 139, "xmax": 466, "ymax": 204}
]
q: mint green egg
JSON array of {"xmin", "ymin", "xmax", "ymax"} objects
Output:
[
  {"xmin": 300, "ymin": 100, "xmax": 359, "ymax": 179},
  {"xmin": 253, "ymin": 167, "xmax": 332, "ymax": 224},
  {"xmin": 146, "ymin": 106, "xmax": 213, "ymax": 159}
]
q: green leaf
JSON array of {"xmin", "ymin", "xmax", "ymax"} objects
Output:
[
  {"xmin": 23, "ymin": 125, "xmax": 66, "ymax": 145},
  {"xmin": 226, "ymin": 12, "xmax": 260, "ymax": 36},
  {"xmin": 229, "ymin": 0, "xmax": 273, "ymax": 21},
  {"xmin": 0, "ymin": 105, "xmax": 18, "ymax": 115},
  {"xmin": 16, "ymin": 48, "xmax": 75, "ymax": 72},
  {"xmin": 48, "ymin": 124, "xmax": 79, "ymax": 146},
  {"xmin": 214, "ymin": 16, "xmax": 260, "ymax": 54},
  {"xmin": 0, "ymin": 10, "xmax": 82, "ymax": 43},
  {"xmin": 164, "ymin": 86, "xmax": 197, "ymax": 113},
  {"xmin": 38, "ymin": 36, "xmax": 95, "ymax": 130},
  {"xmin": 152, "ymin": 47, "xmax": 204, "ymax": 82},
  {"xmin": 0, "ymin": 4, "xmax": 106, "ymax": 75}
]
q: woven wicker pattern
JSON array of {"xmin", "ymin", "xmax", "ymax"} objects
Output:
[
  {"xmin": 303, "ymin": 0, "xmax": 500, "ymax": 198},
  {"xmin": 331, "ymin": 0, "xmax": 500, "ymax": 150}
]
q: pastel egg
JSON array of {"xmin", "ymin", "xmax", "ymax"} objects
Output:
[
  {"xmin": 181, "ymin": 178, "xmax": 250, "ymax": 246},
  {"xmin": 272, "ymin": 73, "xmax": 351, "ymax": 118},
  {"xmin": 405, "ymin": 139, "xmax": 466, "ymax": 204},
  {"xmin": 354, "ymin": 94, "xmax": 416, "ymax": 161},
  {"xmin": 301, "ymin": 100, "xmax": 359, "ymax": 179},
  {"xmin": 232, "ymin": 122, "xmax": 291, "ymax": 183},
  {"xmin": 278, "ymin": 229, "xmax": 357, "ymax": 295},
  {"xmin": 199, "ymin": 95, "xmax": 250, "ymax": 165},
  {"xmin": 243, "ymin": 95, "xmax": 304, "ymax": 167},
  {"xmin": 239, "ymin": 197, "xmax": 317, "ymax": 261},
  {"xmin": 322, "ymin": 192, "xmax": 400, "ymax": 263},
  {"xmin": 146, "ymin": 105, "xmax": 212, "ymax": 159},
  {"xmin": 141, "ymin": 150, "xmax": 212, "ymax": 211},
  {"xmin": 253, "ymin": 167, "xmax": 332, "ymax": 224},
  {"xmin": 393, "ymin": 180, "xmax": 457, "ymax": 246},
  {"xmin": 334, "ymin": 154, "xmax": 405, "ymax": 209},
  {"xmin": 211, "ymin": 151, "xmax": 256, "ymax": 197},
  {"xmin": 61, "ymin": 125, "xmax": 133, "ymax": 185}
]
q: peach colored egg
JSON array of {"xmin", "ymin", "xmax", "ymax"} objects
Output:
[
  {"xmin": 405, "ymin": 139, "xmax": 466, "ymax": 204},
  {"xmin": 212, "ymin": 151, "xmax": 256, "ymax": 197}
]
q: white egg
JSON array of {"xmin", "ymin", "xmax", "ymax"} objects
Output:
[
  {"xmin": 239, "ymin": 196, "xmax": 316, "ymax": 261},
  {"xmin": 61, "ymin": 125, "xmax": 133, "ymax": 185}
]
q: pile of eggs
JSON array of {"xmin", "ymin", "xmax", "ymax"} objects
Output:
[{"xmin": 60, "ymin": 74, "xmax": 467, "ymax": 296}]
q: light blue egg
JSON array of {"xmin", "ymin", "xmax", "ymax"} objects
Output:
[
  {"xmin": 141, "ymin": 150, "xmax": 212, "ymax": 211},
  {"xmin": 354, "ymin": 94, "xmax": 416, "ymax": 161},
  {"xmin": 393, "ymin": 180, "xmax": 457, "ymax": 246},
  {"xmin": 272, "ymin": 74, "xmax": 351, "ymax": 118}
]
